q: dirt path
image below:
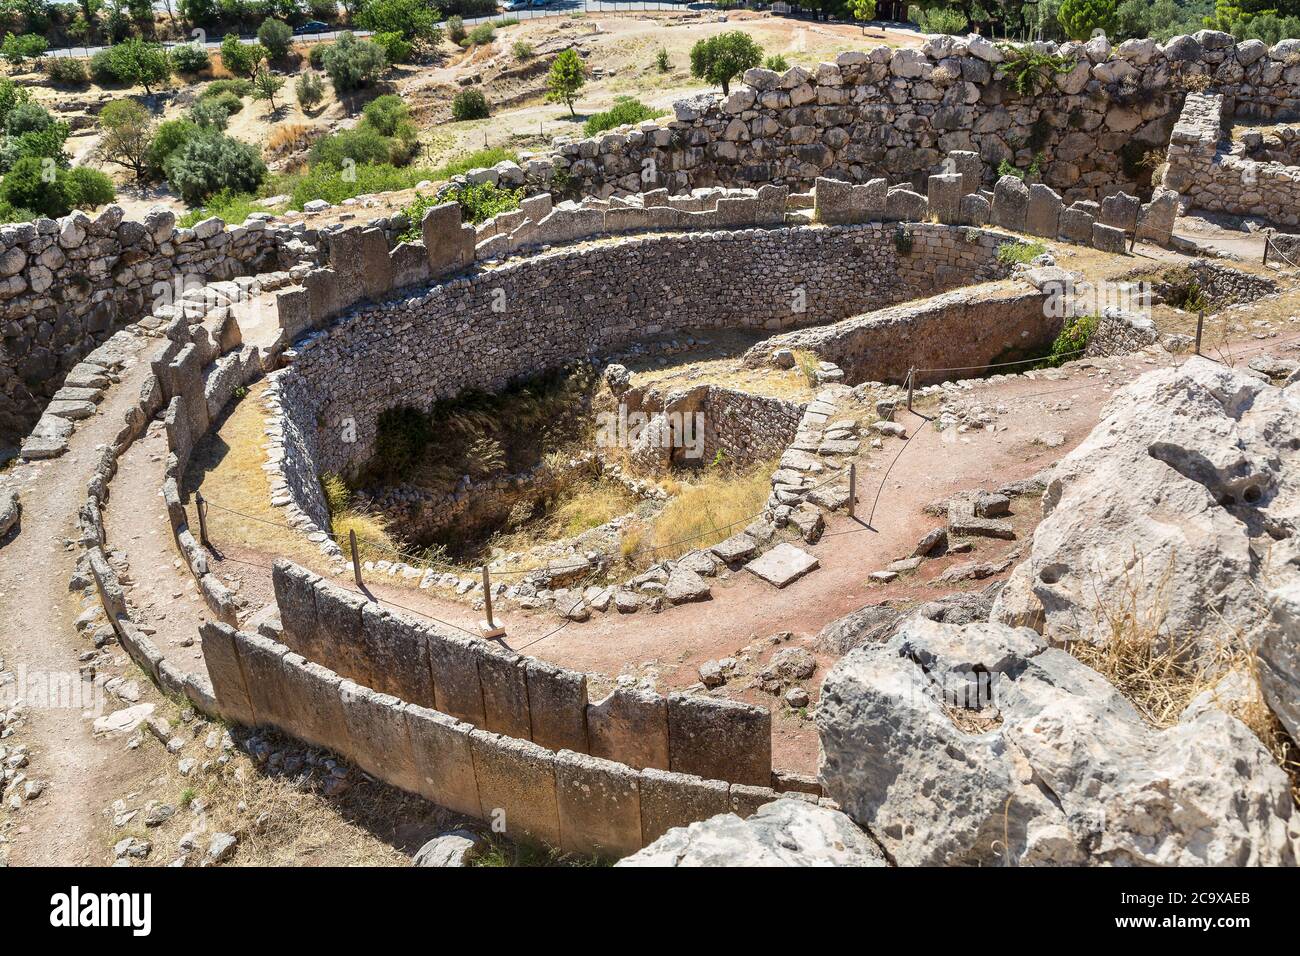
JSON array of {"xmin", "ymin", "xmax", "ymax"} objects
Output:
[{"xmin": 0, "ymin": 334, "xmax": 168, "ymax": 866}]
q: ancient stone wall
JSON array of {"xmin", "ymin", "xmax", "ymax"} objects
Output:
[
  {"xmin": 0, "ymin": 207, "xmax": 297, "ymax": 447},
  {"xmin": 278, "ymin": 223, "xmax": 1009, "ymax": 484},
  {"xmin": 1165, "ymin": 93, "xmax": 1300, "ymax": 226},
  {"xmin": 471, "ymin": 32, "xmax": 1300, "ymax": 210}
]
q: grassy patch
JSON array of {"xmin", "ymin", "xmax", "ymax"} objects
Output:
[
  {"xmin": 179, "ymin": 190, "xmax": 282, "ymax": 228},
  {"xmin": 583, "ymin": 96, "xmax": 668, "ymax": 137},
  {"xmin": 996, "ymin": 240, "xmax": 1047, "ymax": 265}
]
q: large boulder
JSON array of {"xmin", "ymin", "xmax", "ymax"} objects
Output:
[
  {"xmin": 817, "ymin": 616, "xmax": 1299, "ymax": 866},
  {"xmin": 617, "ymin": 799, "xmax": 886, "ymax": 867}
]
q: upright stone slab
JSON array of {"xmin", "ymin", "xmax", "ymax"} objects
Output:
[
  {"xmin": 638, "ymin": 768, "xmax": 732, "ymax": 844},
  {"xmin": 232, "ymin": 630, "xmax": 291, "ymax": 730},
  {"xmin": 199, "ymin": 621, "xmax": 257, "ymax": 727},
  {"xmin": 960, "ymin": 193, "xmax": 991, "ymax": 227},
  {"xmin": 883, "ymin": 187, "xmax": 928, "ymax": 222},
  {"xmin": 469, "ymin": 730, "xmax": 561, "ymax": 847},
  {"xmin": 948, "ymin": 150, "xmax": 983, "ymax": 195},
  {"xmin": 328, "ymin": 226, "xmax": 368, "ymax": 310},
  {"xmin": 992, "ymin": 175, "xmax": 1029, "ymax": 232},
  {"xmin": 1025, "ymin": 184, "xmax": 1063, "ymax": 239},
  {"xmin": 554, "ymin": 750, "xmax": 643, "ymax": 859},
  {"xmin": 525, "ymin": 659, "xmax": 589, "ymax": 753},
  {"xmin": 814, "ymin": 177, "xmax": 855, "ymax": 224},
  {"xmin": 303, "ymin": 267, "xmax": 337, "ymax": 326},
  {"xmin": 390, "ymin": 241, "xmax": 431, "ymax": 289},
  {"xmin": 340, "ymin": 682, "xmax": 420, "ymax": 793},
  {"xmin": 586, "ymin": 687, "xmax": 669, "ymax": 771},
  {"xmin": 1091, "ymin": 222, "xmax": 1128, "ymax": 254},
  {"xmin": 422, "ymin": 202, "xmax": 475, "ymax": 278},
  {"xmin": 314, "ymin": 581, "xmax": 373, "ymax": 688},
  {"xmin": 275, "ymin": 287, "xmax": 311, "ymax": 340},
  {"xmin": 477, "ymin": 644, "xmax": 532, "ymax": 740},
  {"xmin": 1099, "ymin": 191, "xmax": 1140, "ymax": 232},
  {"xmin": 271, "ymin": 559, "xmax": 320, "ymax": 659},
  {"xmin": 667, "ymin": 694, "xmax": 772, "ymax": 787},
  {"xmin": 360, "ymin": 605, "xmax": 435, "ymax": 708},
  {"xmin": 860, "ymin": 178, "xmax": 888, "ymax": 221},
  {"xmin": 1136, "ymin": 186, "xmax": 1179, "ymax": 246},
  {"xmin": 729, "ymin": 783, "xmax": 781, "ymax": 818},
  {"xmin": 927, "ymin": 173, "xmax": 964, "ymax": 225},
  {"xmin": 358, "ymin": 227, "xmax": 395, "ymax": 300},
  {"xmin": 427, "ymin": 631, "xmax": 486, "ymax": 727},
  {"xmin": 1058, "ymin": 206, "xmax": 1096, "ymax": 244},
  {"xmin": 405, "ymin": 704, "xmax": 481, "ymax": 817},
  {"xmin": 280, "ymin": 653, "xmax": 352, "ymax": 755}
]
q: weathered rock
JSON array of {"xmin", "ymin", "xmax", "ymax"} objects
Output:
[
  {"xmin": 413, "ymin": 829, "xmax": 486, "ymax": 867},
  {"xmin": 745, "ymin": 543, "xmax": 819, "ymax": 588},
  {"xmin": 616, "ymin": 799, "xmax": 886, "ymax": 867},
  {"xmin": 664, "ymin": 565, "xmax": 711, "ymax": 604},
  {"xmin": 818, "ymin": 617, "xmax": 1299, "ymax": 866}
]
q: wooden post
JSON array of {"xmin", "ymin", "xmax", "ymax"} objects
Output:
[
  {"xmin": 195, "ymin": 491, "xmax": 209, "ymax": 547},
  {"xmin": 1262, "ymin": 235, "xmax": 1270, "ymax": 266},
  {"xmin": 906, "ymin": 367, "xmax": 915, "ymax": 412},
  {"xmin": 350, "ymin": 529, "xmax": 363, "ymax": 589},
  {"xmin": 479, "ymin": 565, "xmax": 505, "ymax": 639},
  {"xmin": 848, "ymin": 462, "xmax": 857, "ymax": 520},
  {"xmin": 1128, "ymin": 230, "xmax": 1137, "ymax": 253},
  {"xmin": 1195, "ymin": 310, "xmax": 1204, "ymax": 356}
]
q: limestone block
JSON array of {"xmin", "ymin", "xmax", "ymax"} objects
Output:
[
  {"xmin": 340, "ymin": 682, "xmax": 420, "ymax": 793},
  {"xmin": 667, "ymin": 694, "xmax": 772, "ymax": 787},
  {"xmin": 406, "ymin": 704, "xmax": 481, "ymax": 817},
  {"xmin": 1091, "ymin": 222, "xmax": 1128, "ymax": 254},
  {"xmin": 1136, "ymin": 186, "xmax": 1179, "ymax": 246},
  {"xmin": 232, "ymin": 631, "xmax": 291, "ymax": 731},
  {"xmin": 427, "ymin": 631, "xmax": 487, "ymax": 727},
  {"xmin": 271, "ymin": 559, "xmax": 320, "ymax": 659},
  {"xmin": 948, "ymin": 149, "xmax": 983, "ymax": 195},
  {"xmin": 927, "ymin": 172, "xmax": 964, "ymax": 225},
  {"xmin": 524, "ymin": 659, "xmax": 589, "ymax": 753},
  {"xmin": 883, "ymin": 187, "xmax": 928, "ymax": 222},
  {"xmin": 199, "ymin": 621, "xmax": 257, "ymax": 727},
  {"xmin": 275, "ymin": 287, "xmax": 311, "ymax": 340},
  {"xmin": 1058, "ymin": 207, "xmax": 1095, "ymax": 244},
  {"xmin": 554, "ymin": 750, "xmax": 643, "ymax": 859},
  {"xmin": 390, "ymin": 241, "xmax": 432, "ymax": 289},
  {"xmin": 281, "ymin": 653, "xmax": 352, "ymax": 755},
  {"xmin": 358, "ymin": 227, "xmax": 395, "ymax": 300},
  {"xmin": 360, "ymin": 604, "xmax": 435, "ymax": 708},
  {"xmin": 314, "ymin": 582, "xmax": 372, "ymax": 687},
  {"xmin": 638, "ymin": 768, "xmax": 732, "ymax": 844},
  {"xmin": 422, "ymin": 202, "xmax": 476, "ymax": 277},
  {"xmin": 477, "ymin": 644, "xmax": 532, "ymax": 739},
  {"xmin": 1099, "ymin": 191, "xmax": 1140, "ymax": 232},
  {"xmin": 586, "ymin": 687, "xmax": 670, "ymax": 771},
  {"xmin": 992, "ymin": 175, "xmax": 1029, "ymax": 232},
  {"xmin": 960, "ymin": 193, "xmax": 991, "ymax": 227},
  {"xmin": 728, "ymin": 783, "xmax": 781, "ymax": 818},
  {"xmin": 328, "ymin": 226, "xmax": 368, "ymax": 309},
  {"xmin": 1026, "ymin": 184, "xmax": 1063, "ymax": 239},
  {"xmin": 470, "ymin": 730, "xmax": 561, "ymax": 847},
  {"xmin": 303, "ymin": 268, "xmax": 337, "ymax": 325}
]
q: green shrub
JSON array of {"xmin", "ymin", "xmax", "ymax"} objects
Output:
[
  {"xmin": 296, "ymin": 70, "xmax": 325, "ymax": 110},
  {"xmin": 220, "ymin": 34, "xmax": 265, "ymax": 78},
  {"xmin": 583, "ymin": 97, "xmax": 667, "ymax": 136},
  {"xmin": 914, "ymin": 6, "xmax": 967, "ymax": 33},
  {"xmin": 429, "ymin": 146, "xmax": 517, "ymax": 180},
  {"xmin": 164, "ymin": 130, "xmax": 267, "ymax": 205},
  {"xmin": 466, "ymin": 24, "xmax": 494, "ymax": 46},
  {"xmin": 0, "ymin": 79, "xmax": 28, "ymax": 126},
  {"xmin": 257, "ymin": 19, "xmax": 294, "ymax": 60},
  {"xmin": 996, "ymin": 240, "xmax": 1048, "ymax": 265},
  {"xmin": 763, "ymin": 53, "xmax": 789, "ymax": 72},
  {"xmin": 1046, "ymin": 313, "xmax": 1098, "ymax": 366},
  {"xmin": 310, "ymin": 126, "xmax": 393, "ymax": 168},
  {"xmin": 308, "ymin": 42, "xmax": 330, "ymax": 70},
  {"xmin": 513, "ymin": 40, "xmax": 534, "ymax": 60},
  {"xmin": 89, "ymin": 48, "xmax": 116, "ymax": 84},
  {"xmin": 283, "ymin": 161, "xmax": 434, "ymax": 209},
  {"xmin": 206, "ymin": 90, "xmax": 244, "ymax": 117},
  {"xmin": 46, "ymin": 56, "xmax": 89, "ymax": 85},
  {"xmin": 64, "ymin": 166, "xmax": 115, "ymax": 208},
  {"xmin": 148, "ymin": 119, "xmax": 198, "ymax": 173},
  {"xmin": 451, "ymin": 89, "xmax": 489, "ymax": 121},
  {"xmin": 446, "ymin": 15, "xmax": 466, "ymax": 43},
  {"xmin": 203, "ymin": 78, "xmax": 253, "ymax": 98},
  {"xmin": 374, "ymin": 31, "xmax": 413, "ymax": 64},
  {"xmin": 169, "ymin": 42, "xmax": 210, "ymax": 74},
  {"xmin": 444, "ymin": 180, "xmax": 522, "ymax": 224},
  {"xmin": 6, "ymin": 101, "xmax": 54, "ymax": 136},
  {"xmin": 996, "ymin": 45, "xmax": 1074, "ymax": 96},
  {"xmin": 189, "ymin": 98, "xmax": 231, "ymax": 130},
  {"xmin": 689, "ymin": 30, "xmax": 762, "ymax": 95},
  {"xmin": 1, "ymin": 33, "xmax": 48, "ymax": 66},
  {"xmin": 321, "ymin": 32, "xmax": 386, "ymax": 94},
  {"xmin": 177, "ymin": 188, "xmax": 282, "ymax": 228},
  {"xmin": 89, "ymin": 39, "xmax": 172, "ymax": 91},
  {"xmin": 362, "ymin": 94, "xmax": 408, "ymax": 136},
  {"xmin": 0, "ymin": 157, "xmax": 113, "ymax": 218}
]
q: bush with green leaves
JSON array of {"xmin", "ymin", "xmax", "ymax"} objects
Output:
[
  {"xmin": 913, "ymin": 5, "xmax": 967, "ymax": 34},
  {"xmin": 654, "ymin": 48, "xmax": 670, "ymax": 72},
  {"xmin": 251, "ymin": 71, "xmax": 286, "ymax": 111},
  {"xmin": 205, "ymin": 90, "xmax": 244, "ymax": 117},
  {"xmin": 444, "ymin": 181, "xmax": 522, "ymax": 225},
  {"xmin": 189, "ymin": 97, "xmax": 232, "ymax": 130},
  {"xmin": 583, "ymin": 97, "xmax": 667, "ymax": 136},
  {"xmin": 220, "ymin": 35, "xmax": 266, "ymax": 78},
  {"xmin": 763, "ymin": 53, "xmax": 789, "ymax": 72},
  {"xmin": 546, "ymin": 48, "xmax": 586, "ymax": 116},
  {"xmin": 169, "ymin": 42, "xmax": 210, "ymax": 74},
  {"xmin": 285, "ymin": 161, "xmax": 432, "ymax": 210},
  {"xmin": 90, "ymin": 39, "xmax": 173, "ymax": 92},
  {"xmin": 96, "ymin": 99, "xmax": 156, "ymax": 183},
  {"xmin": 320, "ymin": 32, "xmax": 386, "ymax": 94},
  {"xmin": 1045, "ymin": 313, "xmax": 1098, "ymax": 367},
  {"xmin": 309, "ymin": 42, "xmax": 330, "ymax": 70},
  {"xmin": 357, "ymin": 0, "xmax": 443, "ymax": 43},
  {"xmin": 361, "ymin": 94, "xmax": 408, "ymax": 136},
  {"xmin": 6, "ymin": 101, "xmax": 54, "ymax": 137},
  {"xmin": 46, "ymin": 56, "xmax": 89, "ymax": 85},
  {"xmin": 1057, "ymin": 0, "xmax": 1118, "ymax": 39},
  {"xmin": 466, "ymin": 23, "xmax": 494, "ymax": 46},
  {"xmin": 203, "ymin": 78, "xmax": 253, "ymax": 98},
  {"xmin": 451, "ymin": 88, "xmax": 490, "ymax": 121},
  {"xmin": 0, "ymin": 79, "xmax": 27, "ymax": 126},
  {"xmin": 164, "ymin": 129, "xmax": 267, "ymax": 206},
  {"xmin": 0, "ymin": 101, "xmax": 69, "ymax": 173},
  {"xmin": 446, "ymin": 15, "xmax": 466, "ymax": 43},
  {"xmin": 996, "ymin": 45, "xmax": 1075, "ymax": 96},
  {"xmin": 296, "ymin": 70, "xmax": 325, "ymax": 110},
  {"xmin": 0, "ymin": 156, "xmax": 114, "ymax": 219},
  {"xmin": 1, "ymin": 32, "xmax": 48, "ymax": 66},
  {"xmin": 147, "ymin": 119, "xmax": 197, "ymax": 174},
  {"xmin": 309, "ymin": 125, "xmax": 392, "ymax": 168},
  {"xmin": 513, "ymin": 40, "xmax": 534, "ymax": 60},
  {"xmin": 374, "ymin": 31, "xmax": 413, "ymax": 64},
  {"xmin": 257, "ymin": 19, "xmax": 294, "ymax": 60},
  {"xmin": 689, "ymin": 31, "xmax": 762, "ymax": 96}
]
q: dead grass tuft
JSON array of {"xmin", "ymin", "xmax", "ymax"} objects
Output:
[{"xmin": 266, "ymin": 122, "xmax": 316, "ymax": 157}]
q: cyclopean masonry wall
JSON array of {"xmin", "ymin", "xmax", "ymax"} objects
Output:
[
  {"xmin": 463, "ymin": 32, "xmax": 1300, "ymax": 210},
  {"xmin": 1, "ymin": 206, "xmax": 301, "ymax": 449},
  {"xmin": 276, "ymin": 222, "xmax": 1012, "ymax": 487},
  {"xmin": 1164, "ymin": 92, "xmax": 1300, "ymax": 227}
]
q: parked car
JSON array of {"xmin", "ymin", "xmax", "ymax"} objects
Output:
[
  {"xmin": 294, "ymin": 20, "xmax": 330, "ymax": 34},
  {"xmin": 504, "ymin": 0, "xmax": 532, "ymax": 9}
]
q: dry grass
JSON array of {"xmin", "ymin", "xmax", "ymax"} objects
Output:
[
  {"xmin": 625, "ymin": 458, "xmax": 775, "ymax": 565},
  {"xmin": 184, "ymin": 380, "xmax": 320, "ymax": 567},
  {"xmin": 332, "ymin": 509, "xmax": 400, "ymax": 563},
  {"xmin": 490, "ymin": 477, "xmax": 637, "ymax": 559},
  {"xmin": 266, "ymin": 122, "xmax": 315, "ymax": 157}
]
